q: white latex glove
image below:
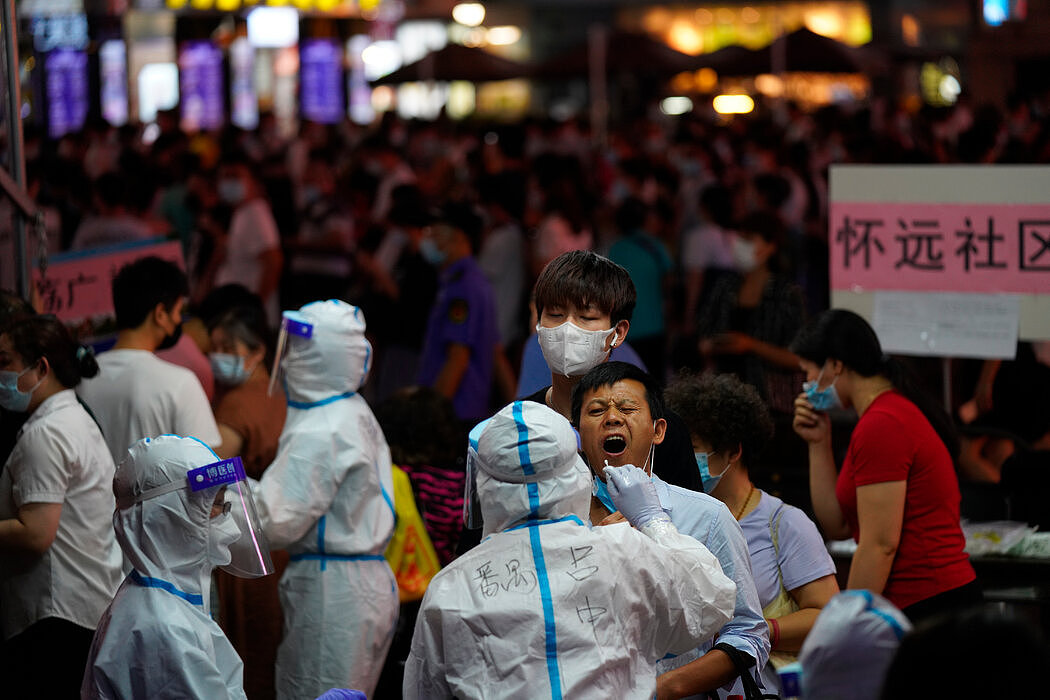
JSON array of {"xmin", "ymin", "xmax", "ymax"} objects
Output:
[{"xmin": 604, "ymin": 464, "xmax": 668, "ymax": 529}]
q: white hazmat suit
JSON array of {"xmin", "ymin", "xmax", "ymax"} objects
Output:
[
  {"xmin": 81, "ymin": 435, "xmax": 249, "ymax": 700},
  {"xmin": 254, "ymin": 300, "xmax": 398, "ymax": 699},
  {"xmin": 404, "ymin": 401, "xmax": 736, "ymax": 699}
]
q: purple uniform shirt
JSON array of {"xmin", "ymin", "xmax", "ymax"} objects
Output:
[{"xmin": 417, "ymin": 256, "xmax": 500, "ymax": 422}]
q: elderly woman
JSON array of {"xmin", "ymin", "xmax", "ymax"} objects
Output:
[{"xmin": 666, "ymin": 372, "xmax": 839, "ymax": 692}]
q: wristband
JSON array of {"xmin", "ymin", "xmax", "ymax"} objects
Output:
[{"xmin": 768, "ymin": 617, "xmax": 780, "ymax": 649}]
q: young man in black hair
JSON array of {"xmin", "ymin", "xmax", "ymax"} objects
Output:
[
  {"xmin": 524, "ymin": 250, "xmax": 703, "ymax": 492},
  {"xmin": 77, "ymin": 256, "xmax": 221, "ymax": 464}
]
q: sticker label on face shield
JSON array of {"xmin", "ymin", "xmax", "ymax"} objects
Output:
[
  {"xmin": 281, "ymin": 315, "xmax": 313, "ymax": 339},
  {"xmin": 188, "ymin": 456, "xmax": 247, "ymax": 492}
]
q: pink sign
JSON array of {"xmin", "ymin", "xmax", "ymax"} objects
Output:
[
  {"xmin": 829, "ymin": 202, "xmax": 1050, "ymax": 293},
  {"xmin": 32, "ymin": 239, "xmax": 183, "ymax": 323}
]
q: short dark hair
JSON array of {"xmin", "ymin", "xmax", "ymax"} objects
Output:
[
  {"xmin": 571, "ymin": 361, "xmax": 664, "ymax": 427},
  {"xmin": 736, "ymin": 210, "xmax": 784, "ymax": 246},
  {"xmin": 434, "ymin": 201, "xmax": 483, "ymax": 254},
  {"xmin": 94, "ymin": 172, "xmax": 128, "ymax": 209},
  {"xmin": 195, "ymin": 284, "xmax": 260, "ymax": 327},
  {"xmin": 534, "ymin": 251, "xmax": 636, "ymax": 325},
  {"xmin": 0, "ymin": 290, "xmax": 35, "ymax": 331},
  {"xmin": 614, "ymin": 197, "xmax": 649, "ymax": 233},
  {"xmin": 207, "ymin": 302, "xmax": 273, "ymax": 365},
  {"xmin": 664, "ymin": 372, "xmax": 774, "ymax": 468},
  {"xmin": 112, "ymin": 257, "xmax": 188, "ymax": 331},
  {"xmin": 4, "ymin": 315, "xmax": 99, "ymax": 388},
  {"xmin": 478, "ymin": 172, "xmax": 526, "ymax": 221}
]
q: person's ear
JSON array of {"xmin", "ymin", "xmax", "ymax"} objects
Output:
[
  {"xmin": 35, "ymin": 356, "xmax": 50, "ymax": 380},
  {"xmin": 246, "ymin": 346, "xmax": 266, "ymax": 371},
  {"xmin": 151, "ymin": 302, "xmax": 168, "ymax": 329},
  {"xmin": 728, "ymin": 442, "xmax": 744, "ymax": 466},
  {"xmin": 829, "ymin": 358, "xmax": 845, "ymax": 378},
  {"xmin": 610, "ymin": 319, "xmax": 630, "ymax": 348},
  {"xmin": 652, "ymin": 417, "xmax": 667, "ymax": 445}
]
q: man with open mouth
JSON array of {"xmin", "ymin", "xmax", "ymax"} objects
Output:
[{"xmin": 573, "ymin": 361, "xmax": 771, "ymax": 700}]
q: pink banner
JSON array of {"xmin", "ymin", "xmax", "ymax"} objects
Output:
[
  {"xmin": 32, "ymin": 239, "xmax": 183, "ymax": 323},
  {"xmin": 829, "ymin": 202, "xmax": 1050, "ymax": 293}
]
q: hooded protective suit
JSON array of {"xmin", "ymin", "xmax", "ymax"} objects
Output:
[
  {"xmin": 404, "ymin": 401, "xmax": 736, "ymax": 700},
  {"xmin": 798, "ymin": 590, "xmax": 911, "ymax": 700},
  {"xmin": 254, "ymin": 300, "xmax": 398, "ymax": 700},
  {"xmin": 81, "ymin": 435, "xmax": 247, "ymax": 700}
]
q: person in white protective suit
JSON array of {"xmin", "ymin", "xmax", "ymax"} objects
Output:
[
  {"xmin": 404, "ymin": 400, "xmax": 737, "ymax": 700},
  {"xmin": 81, "ymin": 434, "xmax": 275, "ymax": 700},
  {"xmin": 253, "ymin": 299, "xmax": 398, "ymax": 699}
]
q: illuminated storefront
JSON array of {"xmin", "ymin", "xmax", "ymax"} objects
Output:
[{"xmin": 622, "ymin": 2, "xmax": 873, "ymax": 109}]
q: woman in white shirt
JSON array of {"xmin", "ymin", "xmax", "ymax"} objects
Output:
[{"xmin": 0, "ymin": 316, "xmax": 122, "ymax": 697}]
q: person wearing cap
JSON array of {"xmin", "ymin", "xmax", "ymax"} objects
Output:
[
  {"xmin": 252, "ymin": 300, "xmax": 398, "ymax": 700},
  {"xmin": 572, "ymin": 362, "xmax": 770, "ymax": 700},
  {"xmin": 0, "ymin": 316, "xmax": 122, "ymax": 698},
  {"xmin": 415, "ymin": 201, "xmax": 502, "ymax": 424},
  {"xmin": 81, "ymin": 435, "xmax": 275, "ymax": 699},
  {"xmin": 404, "ymin": 400, "xmax": 736, "ymax": 700},
  {"xmin": 795, "ymin": 590, "xmax": 910, "ymax": 700}
]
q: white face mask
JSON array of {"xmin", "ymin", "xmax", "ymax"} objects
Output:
[
  {"xmin": 731, "ymin": 234, "xmax": 761, "ymax": 273},
  {"xmin": 207, "ymin": 512, "xmax": 241, "ymax": 567},
  {"xmin": 536, "ymin": 321, "xmax": 618, "ymax": 377}
]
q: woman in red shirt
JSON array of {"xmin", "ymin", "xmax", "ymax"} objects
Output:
[{"xmin": 791, "ymin": 309, "xmax": 978, "ymax": 622}]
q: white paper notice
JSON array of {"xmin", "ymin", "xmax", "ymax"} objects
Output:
[{"xmin": 872, "ymin": 292, "xmax": 1020, "ymax": 359}]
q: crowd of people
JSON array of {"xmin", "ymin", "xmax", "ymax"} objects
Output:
[{"xmin": 2, "ymin": 89, "xmax": 1050, "ymax": 698}]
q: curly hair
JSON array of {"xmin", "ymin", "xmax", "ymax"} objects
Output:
[
  {"xmin": 664, "ymin": 372, "xmax": 774, "ymax": 468},
  {"xmin": 375, "ymin": 386, "xmax": 466, "ymax": 471}
]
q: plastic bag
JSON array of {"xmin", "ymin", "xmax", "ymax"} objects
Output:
[
  {"xmin": 385, "ymin": 465, "xmax": 442, "ymax": 602},
  {"xmin": 961, "ymin": 519, "xmax": 1038, "ymax": 556}
]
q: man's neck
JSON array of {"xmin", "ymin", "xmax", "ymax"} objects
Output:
[
  {"xmin": 111, "ymin": 328, "xmax": 158, "ymax": 352},
  {"xmin": 547, "ymin": 373, "xmax": 579, "ymax": 420},
  {"xmin": 589, "ymin": 495, "xmax": 612, "ymax": 526}
]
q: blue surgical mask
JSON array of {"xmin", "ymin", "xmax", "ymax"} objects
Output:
[
  {"xmin": 804, "ymin": 367, "xmax": 844, "ymax": 412},
  {"xmin": 592, "ymin": 476, "xmax": 617, "ymax": 514},
  {"xmin": 695, "ymin": 451, "xmax": 729, "ymax": 494},
  {"xmin": 420, "ymin": 237, "xmax": 446, "ymax": 266},
  {"xmin": 210, "ymin": 353, "xmax": 253, "ymax": 386},
  {"xmin": 0, "ymin": 366, "xmax": 43, "ymax": 413}
]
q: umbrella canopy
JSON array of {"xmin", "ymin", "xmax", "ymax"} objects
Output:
[
  {"xmin": 693, "ymin": 27, "xmax": 864, "ymax": 76},
  {"xmin": 371, "ymin": 43, "xmax": 530, "ymax": 85},
  {"xmin": 533, "ymin": 30, "xmax": 696, "ymax": 80}
]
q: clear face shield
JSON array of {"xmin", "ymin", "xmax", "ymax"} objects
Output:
[
  {"xmin": 268, "ymin": 311, "xmax": 314, "ymax": 397},
  {"xmin": 120, "ymin": 455, "xmax": 275, "ymax": 578},
  {"xmin": 463, "ymin": 419, "xmax": 489, "ymax": 530},
  {"xmin": 191, "ymin": 456, "xmax": 274, "ymax": 578}
]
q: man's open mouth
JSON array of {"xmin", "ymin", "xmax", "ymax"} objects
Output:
[{"xmin": 602, "ymin": 435, "xmax": 627, "ymax": 456}]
